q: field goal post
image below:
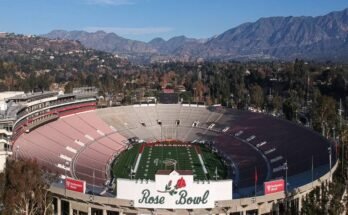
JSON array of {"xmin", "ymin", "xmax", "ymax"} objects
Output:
[{"xmin": 163, "ymin": 159, "xmax": 177, "ymax": 170}]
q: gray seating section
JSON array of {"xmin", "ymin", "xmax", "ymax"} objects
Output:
[{"xmin": 96, "ymin": 104, "xmax": 332, "ymax": 189}]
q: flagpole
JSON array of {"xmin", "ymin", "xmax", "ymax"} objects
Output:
[
  {"xmin": 93, "ymin": 169, "xmax": 95, "ymax": 199},
  {"xmin": 254, "ymin": 167, "xmax": 257, "ymax": 198},
  {"xmin": 214, "ymin": 167, "xmax": 218, "ymax": 180},
  {"xmin": 311, "ymin": 155, "xmax": 314, "ymax": 188}
]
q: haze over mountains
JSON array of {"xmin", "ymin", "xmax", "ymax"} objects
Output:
[{"xmin": 43, "ymin": 8, "xmax": 348, "ymax": 63}]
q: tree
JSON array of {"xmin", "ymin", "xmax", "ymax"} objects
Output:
[
  {"xmin": 339, "ymin": 126, "xmax": 348, "ymax": 179},
  {"xmin": 271, "ymin": 95, "xmax": 283, "ymax": 114},
  {"xmin": 0, "ymin": 159, "xmax": 57, "ymax": 215},
  {"xmin": 331, "ymin": 74, "xmax": 346, "ymax": 99},
  {"xmin": 283, "ymin": 99, "xmax": 297, "ymax": 121},
  {"xmin": 249, "ymin": 84, "xmax": 264, "ymax": 109},
  {"xmin": 193, "ymin": 80, "xmax": 205, "ymax": 102},
  {"xmin": 311, "ymin": 95, "xmax": 337, "ymax": 135},
  {"xmin": 64, "ymin": 82, "xmax": 74, "ymax": 93}
]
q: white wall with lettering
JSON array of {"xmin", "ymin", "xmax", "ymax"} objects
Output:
[{"xmin": 117, "ymin": 170, "xmax": 232, "ymax": 209}]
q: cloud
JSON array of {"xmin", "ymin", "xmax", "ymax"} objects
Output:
[
  {"xmin": 85, "ymin": 0, "xmax": 134, "ymax": 6},
  {"xmin": 84, "ymin": 26, "xmax": 174, "ymax": 35}
]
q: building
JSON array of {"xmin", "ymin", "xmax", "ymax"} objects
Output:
[
  {"xmin": 0, "ymin": 91, "xmax": 24, "ymax": 171},
  {"xmin": 0, "ymin": 88, "xmax": 97, "ymax": 172}
]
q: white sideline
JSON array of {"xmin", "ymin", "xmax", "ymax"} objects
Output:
[
  {"xmin": 133, "ymin": 153, "xmax": 142, "ymax": 174},
  {"xmin": 197, "ymin": 154, "xmax": 208, "ymax": 174}
]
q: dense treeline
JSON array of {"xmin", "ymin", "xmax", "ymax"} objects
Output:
[
  {"xmin": 0, "ymin": 159, "xmax": 57, "ymax": 215},
  {"xmin": 0, "ymin": 57, "xmax": 347, "ymax": 131}
]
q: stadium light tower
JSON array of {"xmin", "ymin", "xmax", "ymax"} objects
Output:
[
  {"xmin": 338, "ymin": 99, "xmax": 343, "ymax": 129},
  {"xmin": 284, "ymin": 161, "xmax": 288, "ymax": 194},
  {"xmin": 64, "ymin": 161, "xmax": 70, "ymax": 197},
  {"xmin": 283, "ymin": 160, "xmax": 289, "ymax": 212},
  {"xmin": 92, "ymin": 169, "xmax": 95, "ymax": 201},
  {"xmin": 328, "ymin": 146, "xmax": 332, "ymax": 182}
]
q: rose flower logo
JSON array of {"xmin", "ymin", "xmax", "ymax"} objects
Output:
[
  {"xmin": 158, "ymin": 177, "xmax": 186, "ymax": 196},
  {"xmin": 175, "ymin": 177, "xmax": 186, "ymax": 189}
]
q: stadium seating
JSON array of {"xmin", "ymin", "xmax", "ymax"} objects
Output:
[
  {"xmin": 14, "ymin": 104, "xmax": 333, "ymax": 194},
  {"xmin": 99, "ymin": 105, "xmax": 332, "ymax": 190},
  {"xmin": 15, "ymin": 111, "xmax": 128, "ymax": 188}
]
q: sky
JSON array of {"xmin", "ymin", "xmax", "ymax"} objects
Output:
[{"xmin": 0, "ymin": 0, "xmax": 347, "ymax": 42}]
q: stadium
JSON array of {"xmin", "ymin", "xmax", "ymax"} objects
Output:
[{"xmin": 0, "ymin": 88, "xmax": 337, "ymax": 215}]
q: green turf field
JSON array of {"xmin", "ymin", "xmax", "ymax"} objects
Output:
[
  {"xmin": 112, "ymin": 143, "xmax": 228, "ymax": 181},
  {"xmin": 200, "ymin": 145, "xmax": 228, "ymax": 179},
  {"xmin": 112, "ymin": 144, "xmax": 140, "ymax": 179}
]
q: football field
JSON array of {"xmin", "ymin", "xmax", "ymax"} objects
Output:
[
  {"xmin": 136, "ymin": 144, "xmax": 206, "ymax": 180},
  {"xmin": 112, "ymin": 142, "xmax": 228, "ymax": 181}
]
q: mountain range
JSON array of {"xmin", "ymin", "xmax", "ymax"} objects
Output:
[{"xmin": 43, "ymin": 8, "xmax": 348, "ymax": 63}]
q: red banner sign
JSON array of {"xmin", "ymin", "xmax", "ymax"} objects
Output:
[
  {"xmin": 65, "ymin": 177, "xmax": 86, "ymax": 193},
  {"xmin": 264, "ymin": 179, "xmax": 284, "ymax": 195}
]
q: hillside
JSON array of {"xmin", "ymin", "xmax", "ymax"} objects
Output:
[
  {"xmin": 43, "ymin": 8, "xmax": 348, "ymax": 63},
  {"xmin": 0, "ymin": 33, "xmax": 130, "ymax": 92}
]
